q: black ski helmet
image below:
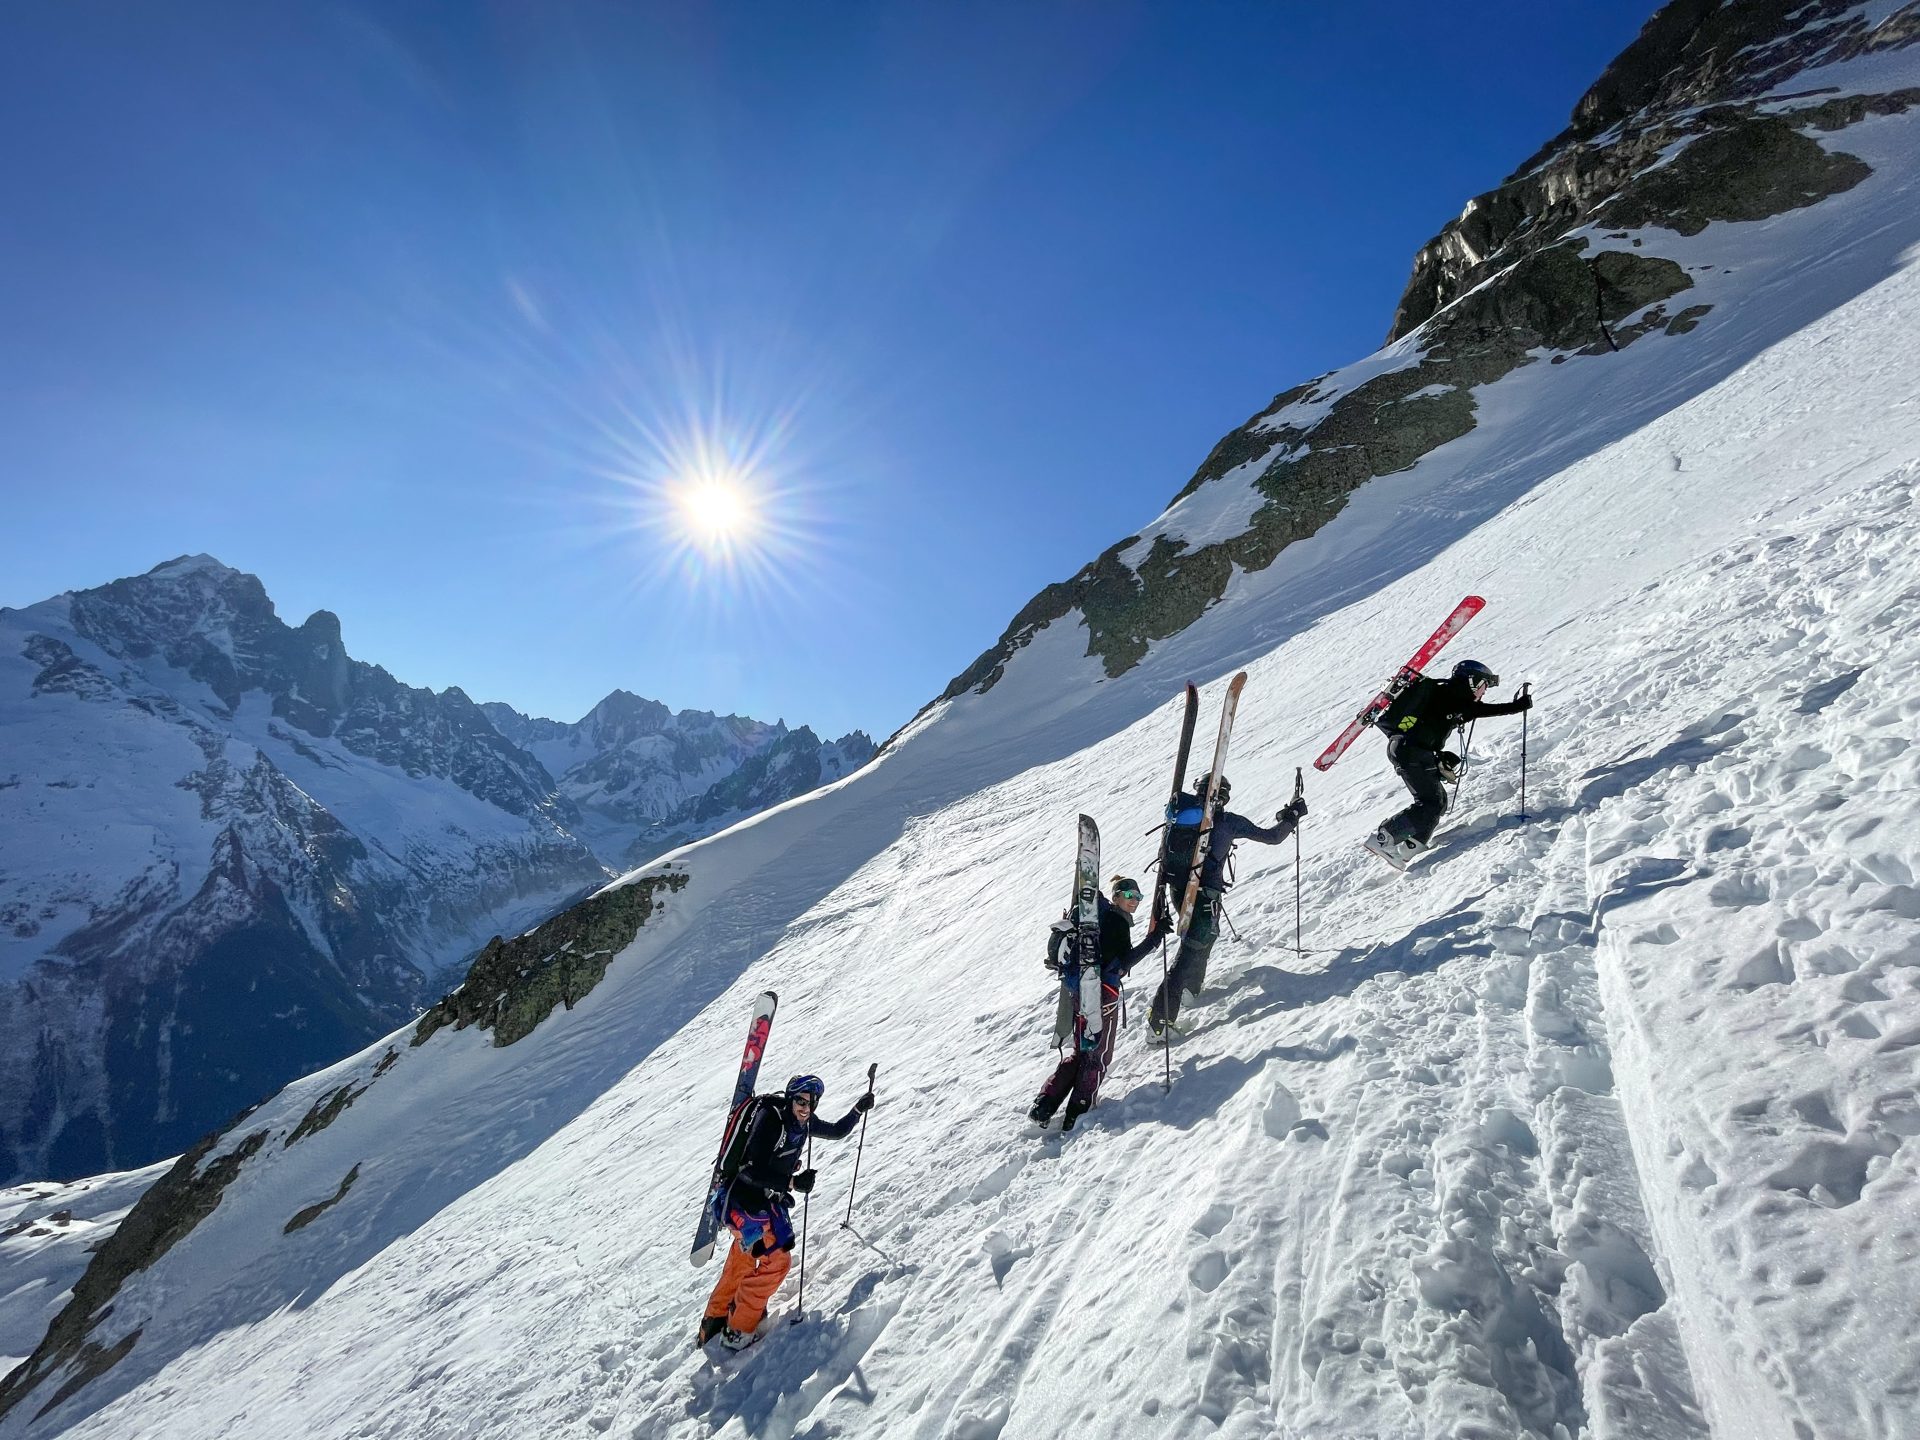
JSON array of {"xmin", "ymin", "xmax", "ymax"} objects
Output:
[
  {"xmin": 1195, "ymin": 772, "xmax": 1231, "ymax": 805},
  {"xmin": 785, "ymin": 1074, "xmax": 825, "ymax": 1102},
  {"xmin": 1451, "ymin": 659, "xmax": 1499, "ymax": 688}
]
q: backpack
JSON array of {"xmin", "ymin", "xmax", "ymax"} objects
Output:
[
  {"xmin": 1375, "ymin": 676, "xmax": 1434, "ymax": 735},
  {"xmin": 714, "ymin": 1095, "xmax": 768, "ymax": 1184},
  {"xmin": 1159, "ymin": 793, "xmax": 1208, "ymax": 895},
  {"xmin": 1044, "ymin": 915, "xmax": 1074, "ymax": 972}
]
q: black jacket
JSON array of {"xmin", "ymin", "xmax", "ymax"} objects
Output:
[
  {"xmin": 1388, "ymin": 676, "xmax": 1529, "ymax": 751},
  {"xmin": 1052, "ymin": 893, "xmax": 1162, "ymax": 986},
  {"xmin": 730, "ymin": 1094, "xmax": 861, "ymax": 1210}
]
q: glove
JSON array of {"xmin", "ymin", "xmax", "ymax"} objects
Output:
[
  {"xmin": 1515, "ymin": 691, "xmax": 1533, "ymax": 712},
  {"xmin": 854, "ymin": 1091, "xmax": 875, "ymax": 1114},
  {"xmin": 791, "ymin": 1168, "xmax": 815, "ymax": 1195},
  {"xmin": 1281, "ymin": 797, "xmax": 1307, "ymax": 822}
]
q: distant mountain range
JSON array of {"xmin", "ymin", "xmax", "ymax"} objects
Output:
[{"xmin": 0, "ymin": 556, "xmax": 871, "ymax": 1181}]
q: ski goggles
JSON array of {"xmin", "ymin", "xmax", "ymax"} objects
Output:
[{"xmin": 1112, "ymin": 882, "xmax": 1144, "ymax": 901}]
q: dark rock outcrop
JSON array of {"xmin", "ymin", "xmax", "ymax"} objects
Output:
[
  {"xmin": 283, "ymin": 1163, "xmax": 361, "ymax": 1234},
  {"xmin": 0, "ymin": 1127, "xmax": 268, "ymax": 1423},
  {"xmin": 413, "ymin": 869, "xmax": 690, "ymax": 1048}
]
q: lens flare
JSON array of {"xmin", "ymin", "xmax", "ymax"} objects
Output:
[{"xmin": 674, "ymin": 473, "xmax": 756, "ymax": 551}]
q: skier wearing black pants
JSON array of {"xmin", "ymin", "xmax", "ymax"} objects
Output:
[
  {"xmin": 1030, "ymin": 876, "xmax": 1162, "ymax": 1132},
  {"xmin": 1367, "ymin": 659, "xmax": 1531, "ymax": 867},
  {"xmin": 1149, "ymin": 777, "xmax": 1304, "ymax": 1036}
]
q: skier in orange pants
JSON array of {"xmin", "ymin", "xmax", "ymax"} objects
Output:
[{"xmin": 699, "ymin": 1074, "xmax": 871, "ymax": 1349}]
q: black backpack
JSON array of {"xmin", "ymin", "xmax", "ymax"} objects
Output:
[
  {"xmin": 1375, "ymin": 676, "xmax": 1436, "ymax": 736},
  {"xmin": 1159, "ymin": 792, "xmax": 1208, "ymax": 894},
  {"xmin": 1044, "ymin": 916, "xmax": 1073, "ymax": 971},
  {"xmin": 714, "ymin": 1095, "xmax": 770, "ymax": 1183}
]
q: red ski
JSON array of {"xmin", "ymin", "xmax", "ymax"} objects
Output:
[{"xmin": 1313, "ymin": 597, "xmax": 1485, "ymax": 771}]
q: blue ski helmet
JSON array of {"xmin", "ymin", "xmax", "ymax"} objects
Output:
[
  {"xmin": 785, "ymin": 1074, "xmax": 825, "ymax": 1102},
  {"xmin": 1451, "ymin": 659, "xmax": 1499, "ymax": 688}
]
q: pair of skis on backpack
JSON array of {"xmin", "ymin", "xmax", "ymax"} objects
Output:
[
  {"xmin": 1067, "ymin": 666, "xmax": 1247, "ymax": 1052},
  {"xmin": 1321, "ymin": 594, "xmax": 1488, "ymax": 874},
  {"xmin": 1134, "ymin": 596, "xmax": 1485, "ymax": 892}
]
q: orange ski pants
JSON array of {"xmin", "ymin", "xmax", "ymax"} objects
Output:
[{"xmin": 703, "ymin": 1235, "xmax": 791, "ymax": 1334}]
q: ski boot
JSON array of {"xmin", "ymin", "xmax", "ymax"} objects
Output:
[
  {"xmin": 1027, "ymin": 1098, "xmax": 1054, "ymax": 1127},
  {"xmin": 697, "ymin": 1315, "xmax": 727, "ymax": 1348},
  {"xmin": 1363, "ymin": 828, "xmax": 1420, "ymax": 871},
  {"xmin": 721, "ymin": 1326, "xmax": 757, "ymax": 1351},
  {"xmin": 1061, "ymin": 1099, "xmax": 1088, "ymax": 1133}
]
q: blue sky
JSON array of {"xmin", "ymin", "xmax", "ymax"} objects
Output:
[{"xmin": 1, "ymin": 2, "xmax": 1656, "ymax": 741}]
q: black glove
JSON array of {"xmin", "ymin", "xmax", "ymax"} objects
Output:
[
  {"xmin": 1281, "ymin": 797, "xmax": 1307, "ymax": 823},
  {"xmin": 790, "ymin": 1168, "xmax": 815, "ymax": 1195},
  {"xmin": 1515, "ymin": 691, "xmax": 1533, "ymax": 712},
  {"xmin": 854, "ymin": 1091, "xmax": 875, "ymax": 1114}
]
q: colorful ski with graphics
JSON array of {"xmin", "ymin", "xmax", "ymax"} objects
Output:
[
  {"xmin": 1155, "ymin": 684, "xmax": 1201, "ymax": 924},
  {"xmin": 1072, "ymin": 814, "xmax": 1103, "ymax": 1049},
  {"xmin": 1313, "ymin": 596, "xmax": 1486, "ymax": 771},
  {"xmin": 690, "ymin": 989, "xmax": 779, "ymax": 1266},
  {"xmin": 1175, "ymin": 672, "xmax": 1248, "ymax": 935}
]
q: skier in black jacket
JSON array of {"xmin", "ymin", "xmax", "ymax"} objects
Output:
[
  {"xmin": 1028, "ymin": 875, "xmax": 1164, "ymax": 1132},
  {"xmin": 1149, "ymin": 775, "xmax": 1305, "ymax": 1036},
  {"xmin": 1365, "ymin": 658, "xmax": 1531, "ymax": 868},
  {"xmin": 699, "ymin": 1074, "xmax": 872, "ymax": 1349}
]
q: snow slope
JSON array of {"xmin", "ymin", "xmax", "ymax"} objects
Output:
[{"xmin": 6, "ymin": 20, "xmax": 1920, "ymax": 1440}]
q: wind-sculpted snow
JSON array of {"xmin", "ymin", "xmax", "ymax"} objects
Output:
[{"xmin": 5, "ymin": 110, "xmax": 1920, "ymax": 1435}]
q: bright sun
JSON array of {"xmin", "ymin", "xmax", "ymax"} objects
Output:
[{"xmin": 674, "ymin": 475, "xmax": 757, "ymax": 550}]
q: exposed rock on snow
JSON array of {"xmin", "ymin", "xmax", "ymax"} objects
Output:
[{"xmin": 412, "ymin": 869, "xmax": 689, "ymax": 1047}]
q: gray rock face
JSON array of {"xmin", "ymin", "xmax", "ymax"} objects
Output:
[
  {"xmin": 939, "ymin": 0, "xmax": 1920, "ymax": 701},
  {"xmin": 482, "ymin": 694, "xmax": 875, "ymax": 868},
  {"xmin": 1391, "ymin": 0, "xmax": 1920, "ymax": 339}
]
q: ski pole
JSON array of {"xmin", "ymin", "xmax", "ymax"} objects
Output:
[
  {"xmin": 842, "ymin": 1063, "xmax": 878, "ymax": 1227},
  {"xmin": 1158, "ymin": 930, "xmax": 1172, "ymax": 1094},
  {"xmin": 1518, "ymin": 683, "xmax": 1531, "ymax": 822},
  {"xmin": 791, "ymin": 1129, "xmax": 814, "ymax": 1326},
  {"xmin": 1292, "ymin": 768, "xmax": 1304, "ymax": 955}
]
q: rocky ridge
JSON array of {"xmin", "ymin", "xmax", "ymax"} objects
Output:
[{"xmin": 937, "ymin": 0, "xmax": 1920, "ymax": 701}]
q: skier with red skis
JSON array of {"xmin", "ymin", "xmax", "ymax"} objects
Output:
[
  {"xmin": 698, "ymin": 1074, "xmax": 872, "ymax": 1350},
  {"xmin": 1364, "ymin": 659, "xmax": 1531, "ymax": 869},
  {"xmin": 1148, "ymin": 775, "xmax": 1305, "ymax": 1036},
  {"xmin": 1028, "ymin": 875, "xmax": 1164, "ymax": 1132}
]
